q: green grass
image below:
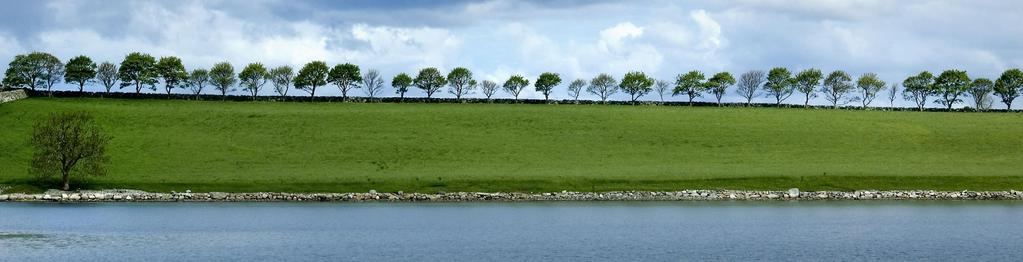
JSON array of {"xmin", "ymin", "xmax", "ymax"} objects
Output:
[{"xmin": 2, "ymin": 98, "xmax": 1023, "ymax": 193}]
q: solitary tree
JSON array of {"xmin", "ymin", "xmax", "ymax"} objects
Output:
[
  {"xmin": 567, "ymin": 79, "xmax": 586, "ymax": 102},
  {"xmin": 209, "ymin": 62, "xmax": 236, "ymax": 98},
  {"xmin": 361, "ymin": 69, "xmax": 386, "ymax": 99},
  {"xmin": 856, "ymin": 73, "xmax": 886, "ymax": 108},
  {"xmin": 968, "ymin": 78, "xmax": 994, "ymax": 111},
  {"xmin": 480, "ymin": 80, "xmax": 499, "ymax": 100},
  {"xmin": 117, "ymin": 52, "xmax": 158, "ymax": 94},
  {"xmin": 821, "ymin": 70, "xmax": 854, "ymax": 108},
  {"xmin": 794, "ymin": 68, "xmax": 823, "ymax": 106},
  {"xmin": 673, "ymin": 70, "xmax": 705, "ymax": 105},
  {"xmin": 186, "ymin": 69, "xmax": 209, "ymax": 99},
  {"xmin": 156, "ymin": 56, "xmax": 187, "ymax": 95},
  {"xmin": 447, "ymin": 67, "xmax": 477, "ymax": 99},
  {"xmin": 932, "ymin": 69, "xmax": 970, "ymax": 110},
  {"xmin": 391, "ymin": 73, "xmax": 413, "ymax": 99},
  {"xmin": 239, "ymin": 63, "xmax": 269, "ymax": 100},
  {"xmin": 902, "ymin": 71, "xmax": 934, "ymax": 111},
  {"xmin": 887, "ymin": 83, "xmax": 900, "ymax": 107},
  {"xmin": 413, "ymin": 67, "xmax": 446, "ymax": 98},
  {"xmin": 95, "ymin": 62, "xmax": 118, "ymax": 94},
  {"xmin": 763, "ymin": 67, "xmax": 794, "ymax": 106},
  {"xmin": 535, "ymin": 72, "xmax": 562, "ymax": 101},
  {"xmin": 65, "ymin": 55, "xmax": 97, "ymax": 92},
  {"xmin": 269, "ymin": 66, "xmax": 294, "ymax": 98},
  {"xmin": 736, "ymin": 70, "xmax": 765, "ymax": 106},
  {"xmin": 706, "ymin": 72, "xmax": 736, "ymax": 106},
  {"xmin": 588, "ymin": 73, "xmax": 618, "ymax": 102},
  {"xmin": 503, "ymin": 75, "xmax": 530, "ymax": 100},
  {"xmin": 39, "ymin": 53, "xmax": 64, "ymax": 95},
  {"xmin": 653, "ymin": 80, "xmax": 670, "ymax": 103},
  {"xmin": 294, "ymin": 61, "xmax": 329, "ymax": 99},
  {"xmin": 328, "ymin": 63, "xmax": 362, "ymax": 101},
  {"xmin": 29, "ymin": 111, "xmax": 109, "ymax": 191},
  {"xmin": 994, "ymin": 68, "xmax": 1023, "ymax": 110},
  {"xmin": 620, "ymin": 71, "xmax": 654, "ymax": 103}
]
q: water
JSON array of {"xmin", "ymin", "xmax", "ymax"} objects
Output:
[{"xmin": 1, "ymin": 201, "xmax": 1021, "ymax": 261}]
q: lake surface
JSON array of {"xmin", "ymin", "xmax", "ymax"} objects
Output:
[{"xmin": 1, "ymin": 201, "xmax": 1021, "ymax": 261}]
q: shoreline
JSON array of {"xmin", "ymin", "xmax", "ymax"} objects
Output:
[{"xmin": 2, "ymin": 189, "xmax": 1022, "ymax": 202}]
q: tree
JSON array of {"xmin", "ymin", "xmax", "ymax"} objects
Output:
[
  {"xmin": 902, "ymin": 71, "xmax": 934, "ymax": 111},
  {"xmin": 117, "ymin": 52, "xmax": 158, "ymax": 94},
  {"xmin": 736, "ymin": 70, "xmax": 765, "ymax": 106},
  {"xmin": 269, "ymin": 66, "xmax": 294, "ymax": 98},
  {"xmin": 968, "ymin": 78, "xmax": 994, "ymax": 111},
  {"xmin": 209, "ymin": 62, "xmax": 236, "ymax": 97},
  {"xmin": 567, "ymin": 79, "xmax": 586, "ymax": 102},
  {"xmin": 887, "ymin": 83, "xmax": 900, "ymax": 107},
  {"xmin": 619, "ymin": 71, "xmax": 654, "ymax": 103},
  {"xmin": 932, "ymin": 69, "xmax": 970, "ymax": 110},
  {"xmin": 239, "ymin": 63, "xmax": 269, "ymax": 100},
  {"xmin": 447, "ymin": 67, "xmax": 476, "ymax": 99},
  {"xmin": 64, "ymin": 55, "xmax": 97, "ymax": 92},
  {"xmin": 294, "ymin": 61, "xmax": 329, "ymax": 99},
  {"xmin": 706, "ymin": 72, "xmax": 736, "ymax": 106},
  {"xmin": 391, "ymin": 73, "xmax": 412, "ymax": 99},
  {"xmin": 186, "ymin": 69, "xmax": 209, "ymax": 99},
  {"xmin": 587, "ymin": 73, "xmax": 618, "ymax": 102},
  {"xmin": 535, "ymin": 72, "xmax": 562, "ymax": 101},
  {"xmin": 362, "ymin": 69, "xmax": 386, "ymax": 98},
  {"xmin": 95, "ymin": 62, "xmax": 118, "ymax": 93},
  {"xmin": 653, "ymin": 80, "xmax": 670, "ymax": 103},
  {"xmin": 413, "ymin": 67, "xmax": 446, "ymax": 98},
  {"xmin": 328, "ymin": 63, "xmax": 362, "ymax": 101},
  {"xmin": 2, "ymin": 54, "xmax": 38, "ymax": 90},
  {"xmin": 673, "ymin": 70, "xmax": 705, "ymax": 105},
  {"xmin": 503, "ymin": 75, "xmax": 530, "ymax": 100},
  {"xmin": 29, "ymin": 111, "xmax": 109, "ymax": 191},
  {"xmin": 994, "ymin": 68, "xmax": 1023, "ymax": 110},
  {"xmin": 480, "ymin": 80, "xmax": 499, "ymax": 100},
  {"xmin": 763, "ymin": 67, "xmax": 794, "ymax": 106},
  {"xmin": 856, "ymin": 73, "xmax": 886, "ymax": 108},
  {"xmin": 155, "ymin": 56, "xmax": 187, "ymax": 95},
  {"xmin": 821, "ymin": 70, "xmax": 854, "ymax": 108},
  {"xmin": 794, "ymin": 68, "xmax": 823, "ymax": 106},
  {"xmin": 39, "ymin": 53, "xmax": 64, "ymax": 95}
]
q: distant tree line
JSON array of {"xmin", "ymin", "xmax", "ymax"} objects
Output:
[{"xmin": 4, "ymin": 51, "xmax": 1023, "ymax": 110}]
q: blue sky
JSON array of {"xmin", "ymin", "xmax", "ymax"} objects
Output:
[{"xmin": 1, "ymin": 0, "xmax": 1021, "ymax": 106}]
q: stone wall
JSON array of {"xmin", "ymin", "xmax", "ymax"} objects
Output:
[{"xmin": 0, "ymin": 89, "xmax": 28, "ymax": 104}]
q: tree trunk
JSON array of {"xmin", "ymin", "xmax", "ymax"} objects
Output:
[
  {"xmin": 79, "ymin": 83, "xmax": 85, "ymax": 92},
  {"xmin": 61, "ymin": 171, "xmax": 70, "ymax": 191},
  {"xmin": 805, "ymin": 94, "xmax": 810, "ymax": 107}
]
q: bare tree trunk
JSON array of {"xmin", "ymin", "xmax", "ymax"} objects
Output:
[{"xmin": 61, "ymin": 171, "xmax": 70, "ymax": 191}]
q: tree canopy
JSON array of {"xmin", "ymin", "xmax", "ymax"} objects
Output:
[
  {"xmin": 156, "ymin": 56, "xmax": 188, "ymax": 94},
  {"xmin": 673, "ymin": 70, "xmax": 705, "ymax": 105},
  {"xmin": 932, "ymin": 69, "xmax": 971, "ymax": 110},
  {"xmin": 295, "ymin": 61, "xmax": 329, "ymax": 98},
  {"xmin": 328, "ymin": 63, "xmax": 362, "ymax": 100},
  {"xmin": 117, "ymin": 52, "xmax": 158, "ymax": 94},
  {"xmin": 209, "ymin": 62, "xmax": 237, "ymax": 97},
  {"xmin": 821, "ymin": 70, "xmax": 854, "ymax": 108},
  {"xmin": 502, "ymin": 75, "xmax": 530, "ymax": 100},
  {"xmin": 794, "ymin": 68, "xmax": 823, "ymax": 106},
  {"xmin": 902, "ymin": 71, "xmax": 934, "ymax": 111},
  {"xmin": 239, "ymin": 63, "xmax": 269, "ymax": 99},
  {"xmin": 763, "ymin": 67, "xmax": 794, "ymax": 106},
  {"xmin": 706, "ymin": 72, "xmax": 736, "ymax": 105},
  {"xmin": 994, "ymin": 68, "xmax": 1023, "ymax": 110},
  {"xmin": 534, "ymin": 72, "xmax": 562, "ymax": 101},
  {"xmin": 447, "ymin": 67, "xmax": 476, "ymax": 99},
  {"xmin": 391, "ymin": 73, "xmax": 413, "ymax": 99},
  {"xmin": 413, "ymin": 67, "xmax": 446, "ymax": 98},
  {"xmin": 64, "ymin": 55, "xmax": 97, "ymax": 92}
]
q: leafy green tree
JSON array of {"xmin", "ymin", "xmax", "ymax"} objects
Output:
[
  {"xmin": 64, "ymin": 55, "xmax": 97, "ymax": 92},
  {"xmin": 480, "ymin": 80, "xmax": 499, "ymax": 100},
  {"xmin": 186, "ymin": 69, "xmax": 209, "ymax": 99},
  {"xmin": 794, "ymin": 68, "xmax": 823, "ymax": 106},
  {"xmin": 736, "ymin": 70, "xmax": 765, "ymax": 106},
  {"xmin": 391, "ymin": 73, "xmax": 413, "ymax": 99},
  {"xmin": 994, "ymin": 68, "xmax": 1023, "ymax": 110},
  {"xmin": 567, "ymin": 79, "xmax": 586, "ymax": 101},
  {"xmin": 673, "ymin": 70, "xmax": 705, "ymax": 105},
  {"xmin": 821, "ymin": 70, "xmax": 854, "ymax": 108},
  {"xmin": 447, "ymin": 67, "xmax": 477, "ymax": 99},
  {"xmin": 503, "ymin": 75, "xmax": 530, "ymax": 100},
  {"xmin": 535, "ymin": 72, "xmax": 562, "ymax": 101},
  {"xmin": 95, "ymin": 62, "xmax": 118, "ymax": 93},
  {"xmin": 620, "ymin": 71, "xmax": 653, "ymax": 102},
  {"xmin": 35, "ymin": 53, "xmax": 65, "ymax": 95},
  {"xmin": 362, "ymin": 69, "xmax": 386, "ymax": 98},
  {"xmin": 269, "ymin": 66, "xmax": 294, "ymax": 97},
  {"xmin": 932, "ymin": 69, "xmax": 970, "ymax": 110},
  {"xmin": 968, "ymin": 78, "xmax": 994, "ymax": 110},
  {"xmin": 414, "ymin": 67, "xmax": 446, "ymax": 98},
  {"xmin": 209, "ymin": 62, "xmax": 236, "ymax": 97},
  {"xmin": 706, "ymin": 72, "xmax": 736, "ymax": 106},
  {"xmin": 902, "ymin": 71, "xmax": 934, "ymax": 111},
  {"xmin": 239, "ymin": 63, "xmax": 269, "ymax": 99},
  {"xmin": 653, "ymin": 80, "xmax": 670, "ymax": 102},
  {"xmin": 30, "ymin": 111, "xmax": 109, "ymax": 191},
  {"xmin": 856, "ymin": 73, "xmax": 886, "ymax": 108},
  {"xmin": 117, "ymin": 52, "xmax": 158, "ymax": 94},
  {"xmin": 588, "ymin": 73, "xmax": 618, "ymax": 102},
  {"xmin": 328, "ymin": 63, "xmax": 362, "ymax": 100},
  {"xmin": 3, "ymin": 54, "xmax": 37, "ymax": 89},
  {"xmin": 763, "ymin": 67, "xmax": 794, "ymax": 106},
  {"xmin": 156, "ymin": 56, "xmax": 187, "ymax": 94},
  {"xmin": 295, "ymin": 61, "xmax": 329, "ymax": 99}
]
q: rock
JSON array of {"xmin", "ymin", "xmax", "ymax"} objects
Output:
[
  {"xmin": 185, "ymin": 190, "xmax": 191, "ymax": 193},
  {"xmin": 369, "ymin": 189, "xmax": 377, "ymax": 194},
  {"xmin": 767, "ymin": 194, "xmax": 780, "ymax": 199},
  {"xmin": 210, "ymin": 192, "xmax": 228, "ymax": 200},
  {"xmin": 0, "ymin": 195, "xmax": 8, "ymax": 201},
  {"xmin": 787, "ymin": 188, "xmax": 800, "ymax": 198}
]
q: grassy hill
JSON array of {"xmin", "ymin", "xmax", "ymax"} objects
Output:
[{"xmin": 2, "ymin": 98, "xmax": 1022, "ymax": 193}]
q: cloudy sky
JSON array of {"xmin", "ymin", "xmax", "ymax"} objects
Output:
[{"xmin": 1, "ymin": 0, "xmax": 1021, "ymax": 106}]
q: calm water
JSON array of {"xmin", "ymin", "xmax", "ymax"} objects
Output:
[{"xmin": 1, "ymin": 201, "xmax": 1021, "ymax": 261}]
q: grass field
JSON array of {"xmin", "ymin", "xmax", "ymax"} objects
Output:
[{"xmin": 2, "ymin": 98, "xmax": 1023, "ymax": 193}]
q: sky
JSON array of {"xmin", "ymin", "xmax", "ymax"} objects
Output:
[{"xmin": 1, "ymin": 0, "xmax": 1021, "ymax": 107}]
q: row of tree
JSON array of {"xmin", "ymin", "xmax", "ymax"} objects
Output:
[{"xmin": 4, "ymin": 52, "xmax": 1023, "ymax": 110}]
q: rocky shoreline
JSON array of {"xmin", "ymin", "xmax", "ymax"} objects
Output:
[{"xmin": 1, "ymin": 188, "xmax": 1022, "ymax": 202}]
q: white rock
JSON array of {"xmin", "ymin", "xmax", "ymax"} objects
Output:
[
  {"xmin": 787, "ymin": 188, "xmax": 800, "ymax": 198},
  {"xmin": 369, "ymin": 189, "xmax": 377, "ymax": 194}
]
